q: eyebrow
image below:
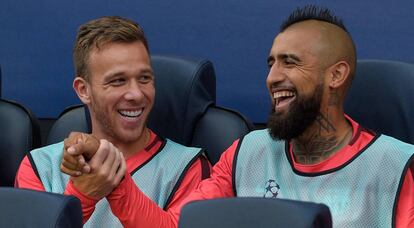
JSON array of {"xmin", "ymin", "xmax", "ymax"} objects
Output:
[
  {"xmin": 277, "ymin": 53, "xmax": 301, "ymax": 62},
  {"xmin": 267, "ymin": 53, "xmax": 301, "ymax": 65},
  {"xmin": 132, "ymin": 68, "xmax": 154, "ymax": 77},
  {"xmin": 104, "ymin": 68, "xmax": 154, "ymax": 80},
  {"xmin": 267, "ymin": 56, "xmax": 275, "ymax": 64}
]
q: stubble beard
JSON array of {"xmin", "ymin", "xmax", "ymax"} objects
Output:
[{"xmin": 89, "ymin": 98, "xmax": 141, "ymax": 144}]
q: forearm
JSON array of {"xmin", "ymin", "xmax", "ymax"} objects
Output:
[
  {"xmin": 64, "ymin": 179, "xmax": 99, "ymax": 224},
  {"xmin": 16, "ymin": 156, "xmax": 98, "ymax": 224},
  {"xmin": 107, "ymin": 155, "xmax": 235, "ymax": 227},
  {"xmin": 107, "ymin": 140, "xmax": 239, "ymax": 227},
  {"xmin": 107, "ymin": 174, "xmax": 178, "ymax": 228}
]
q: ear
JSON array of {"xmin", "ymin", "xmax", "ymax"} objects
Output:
[
  {"xmin": 73, "ymin": 77, "xmax": 91, "ymax": 104},
  {"xmin": 327, "ymin": 61, "xmax": 350, "ymax": 89}
]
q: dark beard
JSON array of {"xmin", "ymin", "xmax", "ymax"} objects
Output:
[{"xmin": 267, "ymin": 84, "xmax": 323, "ymax": 141}]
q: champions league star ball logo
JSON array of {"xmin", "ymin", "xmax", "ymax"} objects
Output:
[{"xmin": 263, "ymin": 179, "xmax": 280, "ymax": 198}]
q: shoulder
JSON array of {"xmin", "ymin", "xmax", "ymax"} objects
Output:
[
  {"xmin": 375, "ymin": 135, "xmax": 414, "ymax": 154},
  {"xmin": 29, "ymin": 141, "xmax": 65, "ymax": 161},
  {"xmin": 239, "ymin": 129, "xmax": 283, "ymax": 148},
  {"xmin": 163, "ymin": 138, "xmax": 203, "ymax": 154}
]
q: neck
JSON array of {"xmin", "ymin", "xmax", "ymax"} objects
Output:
[
  {"xmin": 119, "ymin": 128, "xmax": 151, "ymax": 159},
  {"xmin": 291, "ymin": 107, "xmax": 352, "ymax": 165},
  {"xmin": 93, "ymin": 128, "xmax": 151, "ymax": 160}
]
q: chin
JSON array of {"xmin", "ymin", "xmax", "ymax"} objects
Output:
[
  {"xmin": 272, "ymin": 106, "xmax": 290, "ymax": 117},
  {"xmin": 119, "ymin": 128, "xmax": 146, "ymax": 142}
]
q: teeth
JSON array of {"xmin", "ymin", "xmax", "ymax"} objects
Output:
[
  {"xmin": 273, "ymin": 91, "xmax": 295, "ymax": 99},
  {"xmin": 119, "ymin": 109, "xmax": 143, "ymax": 118}
]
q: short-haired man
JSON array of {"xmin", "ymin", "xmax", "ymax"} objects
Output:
[
  {"xmin": 16, "ymin": 16, "xmax": 209, "ymax": 227},
  {"xmin": 63, "ymin": 6, "xmax": 413, "ymax": 228}
]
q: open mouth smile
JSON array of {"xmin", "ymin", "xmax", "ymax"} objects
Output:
[
  {"xmin": 118, "ymin": 108, "xmax": 143, "ymax": 119},
  {"xmin": 273, "ymin": 90, "xmax": 296, "ymax": 110}
]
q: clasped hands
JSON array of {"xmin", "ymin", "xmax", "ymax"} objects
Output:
[{"xmin": 61, "ymin": 132, "xmax": 126, "ymax": 199}]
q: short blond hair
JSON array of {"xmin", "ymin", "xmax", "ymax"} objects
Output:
[{"xmin": 73, "ymin": 16, "xmax": 149, "ymax": 81}]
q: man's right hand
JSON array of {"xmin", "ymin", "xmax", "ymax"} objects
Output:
[
  {"xmin": 70, "ymin": 139, "xmax": 126, "ymax": 199},
  {"xmin": 61, "ymin": 132, "xmax": 100, "ymax": 176}
]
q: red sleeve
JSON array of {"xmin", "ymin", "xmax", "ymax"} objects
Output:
[
  {"xmin": 64, "ymin": 180, "xmax": 99, "ymax": 224},
  {"xmin": 396, "ymin": 162, "xmax": 414, "ymax": 228},
  {"xmin": 15, "ymin": 156, "xmax": 45, "ymax": 191},
  {"xmin": 15, "ymin": 156, "xmax": 98, "ymax": 224},
  {"xmin": 107, "ymin": 140, "xmax": 239, "ymax": 228}
]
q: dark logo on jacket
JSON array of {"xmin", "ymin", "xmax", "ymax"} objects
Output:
[{"xmin": 263, "ymin": 179, "xmax": 280, "ymax": 198}]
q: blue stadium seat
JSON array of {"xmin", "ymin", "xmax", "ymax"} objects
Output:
[
  {"xmin": 345, "ymin": 59, "xmax": 414, "ymax": 144},
  {"xmin": 179, "ymin": 197, "xmax": 332, "ymax": 228},
  {"xmin": 0, "ymin": 66, "xmax": 41, "ymax": 186},
  {"xmin": 0, "ymin": 187, "xmax": 82, "ymax": 227}
]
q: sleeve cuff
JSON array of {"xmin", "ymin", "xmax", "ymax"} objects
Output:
[{"xmin": 107, "ymin": 173, "xmax": 133, "ymax": 201}]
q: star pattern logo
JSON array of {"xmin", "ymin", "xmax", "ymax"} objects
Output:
[{"xmin": 263, "ymin": 179, "xmax": 280, "ymax": 198}]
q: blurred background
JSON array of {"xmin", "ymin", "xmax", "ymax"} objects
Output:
[{"xmin": 1, "ymin": 0, "xmax": 413, "ymax": 123}]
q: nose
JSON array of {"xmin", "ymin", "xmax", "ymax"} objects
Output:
[
  {"xmin": 266, "ymin": 62, "xmax": 286, "ymax": 87},
  {"xmin": 124, "ymin": 81, "xmax": 144, "ymax": 101}
]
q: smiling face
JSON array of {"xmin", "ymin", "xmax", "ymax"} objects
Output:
[
  {"xmin": 266, "ymin": 21, "xmax": 329, "ymax": 140},
  {"xmin": 74, "ymin": 41, "xmax": 154, "ymax": 146}
]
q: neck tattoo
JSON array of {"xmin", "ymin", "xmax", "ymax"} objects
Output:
[{"xmin": 292, "ymin": 113, "xmax": 352, "ymax": 164}]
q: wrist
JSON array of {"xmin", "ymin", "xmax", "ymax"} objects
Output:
[
  {"xmin": 66, "ymin": 179, "xmax": 100, "ymax": 205},
  {"xmin": 107, "ymin": 173, "xmax": 131, "ymax": 201}
]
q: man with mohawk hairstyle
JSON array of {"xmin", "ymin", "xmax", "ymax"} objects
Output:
[{"xmin": 15, "ymin": 16, "xmax": 210, "ymax": 227}]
